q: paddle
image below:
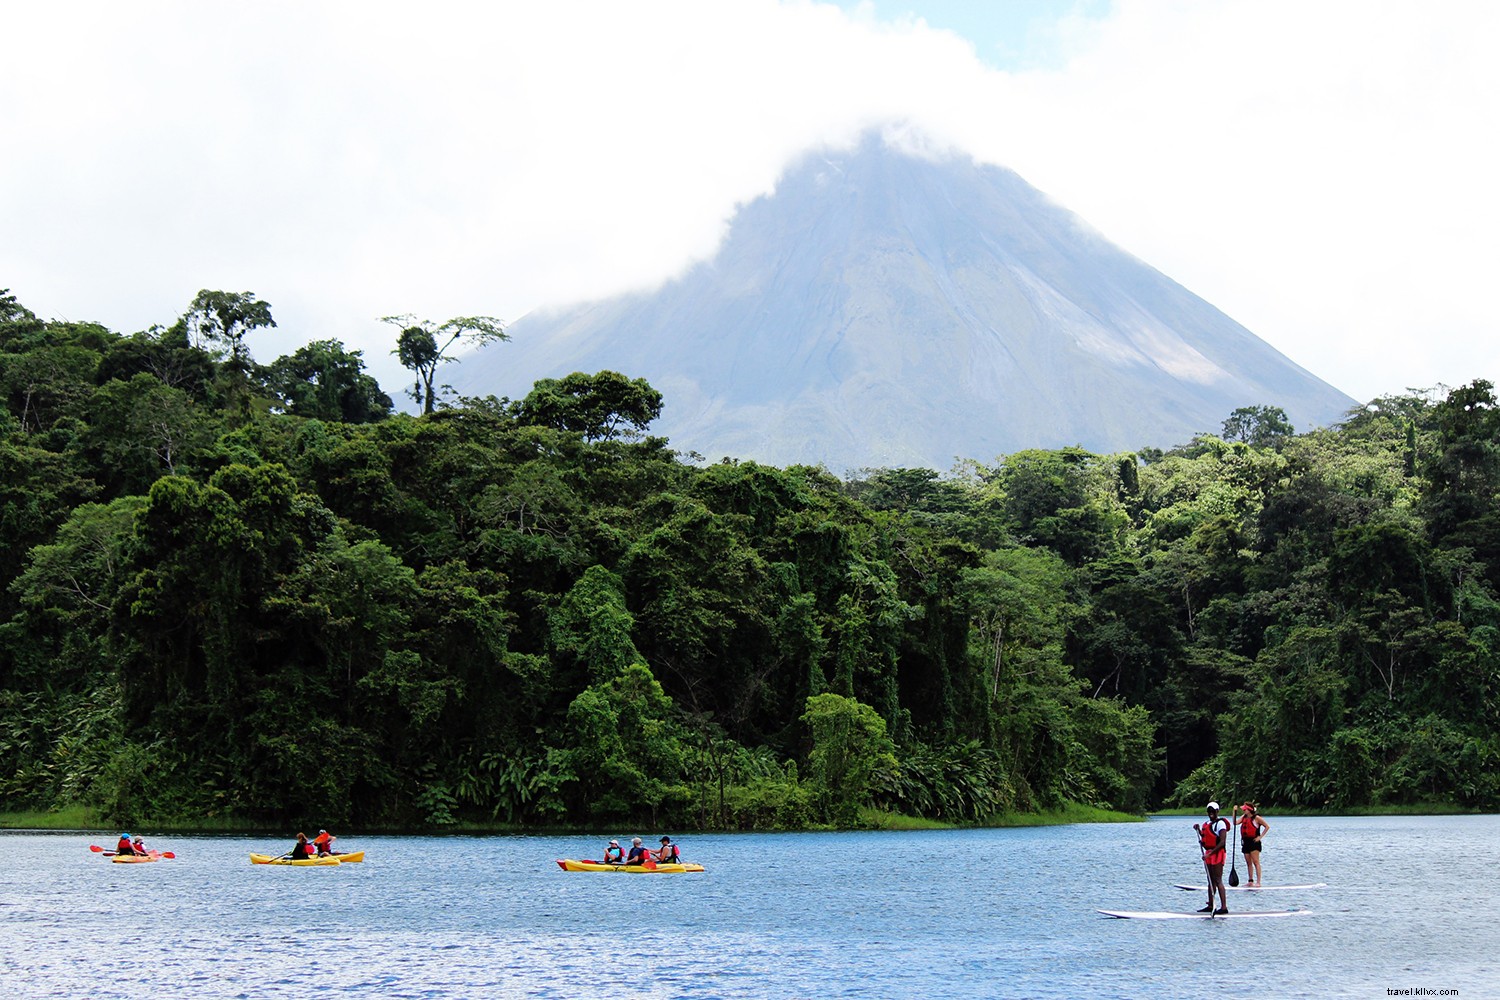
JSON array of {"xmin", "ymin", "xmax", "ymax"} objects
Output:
[
  {"xmin": 1193, "ymin": 824, "xmax": 1216, "ymax": 919},
  {"xmin": 1229, "ymin": 806, "xmax": 1241, "ymax": 887}
]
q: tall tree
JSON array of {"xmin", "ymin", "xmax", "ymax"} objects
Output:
[
  {"xmin": 182, "ymin": 290, "xmax": 276, "ymax": 419},
  {"xmin": 382, "ymin": 314, "xmax": 507, "ymax": 414}
]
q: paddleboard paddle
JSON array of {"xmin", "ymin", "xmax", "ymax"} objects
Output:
[{"xmin": 1229, "ymin": 805, "xmax": 1240, "ymax": 887}]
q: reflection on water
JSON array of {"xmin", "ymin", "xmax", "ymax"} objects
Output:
[{"xmin": 2, "ymin": 816, "xmax": 1496, "ymax": 998}]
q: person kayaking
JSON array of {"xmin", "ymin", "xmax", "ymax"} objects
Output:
[
  {"xmin": 601, "ymin": 840, "xmax": 624, "ymax": 864},
  {"xmin": 289, "ymin": 832, "xmax": 313, "ymax": 861},
  {"xmin": 1237, "ymin": 803, "xmax": 1269, "ymax": 886},
  {"xmin": 312, "ymin": 829, "xmax": 341, "ymax": 857},
  {"xmin": 115, "ymin": 832, "xmax": 134, "ymax": 855},
  {"xmin": 1195, "ymin": 801, "xmax": 1230, "ymax": 914},
  {"xmin": 131, "ymin": 836, "xmax": 150, "ymax": 857},
  {"xmin": 624, "ymin": 838, "xmax": 650, "ymax": 865},
  {"xmin": 656, "ymin": 836, "xmax": 681, "ymax": 863}
]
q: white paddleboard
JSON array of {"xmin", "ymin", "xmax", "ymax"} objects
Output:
[
  {"xmin": 1099, "ymin": 909, "xmax": 1311, "ymax": 920},
  {"xmin": 1171, "ymin": 883, "xmax": 1327, "ymax": 891}
]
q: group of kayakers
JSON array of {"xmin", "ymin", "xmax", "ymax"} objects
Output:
[
  {"xmin": 287, "ymin": 828, "xmax": 346, "ymax": 860},
  {"xmin": 1194, "ymin": 800, "xmax": 1270, "ymax": 913},
  {"xmin": 114, "ymin": 832, "xmax": 152, "ymax": 856},
  {"xmin": 600, "ymin": 835, "xmax": 682, "ymax": 865}
]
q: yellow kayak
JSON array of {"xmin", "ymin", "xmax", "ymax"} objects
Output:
[
  {"xmin": 111, "ymin": 853, "xmax": 160, "ymax": 864},
  {"xmin": 249, "ymin": 850, "xmax": 364, "ymax": 866},
  {"xmin": 556, "ymin": 858, "xmax": 705, "ymax": 873}
]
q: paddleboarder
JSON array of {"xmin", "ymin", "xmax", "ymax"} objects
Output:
[
  {"xmin": 1194, "ymin": 801, "xmax": 1230, "ymax": 914},
  {"xmin": 1237, "ymin": 803, "xmax": 1269, "ymax": 886}
]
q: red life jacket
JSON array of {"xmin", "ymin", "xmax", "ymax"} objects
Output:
[
  {"xmin": 1239, "ymin": 815, "xmax": 1259, "ymax": 838},
  {"xmin": 116, "ymin": 837, "xmax": 133, "ymax": 854},
  {"xmin": 659, "ymin": 844, "xmax": 680, "ymax": 862},
  {"xmin": 1199, "ymin": 819, "xmax": 1227, "ymax": 864}
]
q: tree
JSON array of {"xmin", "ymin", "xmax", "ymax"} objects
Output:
[
  {"xmin": 800, "ymin": 693, "xmax": 897, "ymax": 825},
  {"xmin": 182, "ymin": 290, "xmax": 276, "ymax": 419},
  {"xmin": 266, "ymin": 339, "xmax": 393, "ymax": 424},
  {"xmin": 1221, "ymin": 405, "xmax": 1294, "ymax": 449},
  {"xmin": 382, "ymin": 314, "xmax": 507, "ymax": 414},
  {"xmin": 513, "ymin": 371, "xmax": 663, "ymax": 441}
]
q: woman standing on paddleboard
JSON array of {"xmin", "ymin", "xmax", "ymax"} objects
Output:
[
  {"xmin": 1237, "ymin": 803, "xmax": 1269, "ymax": 886},
  {"xmin": 1195, "ymin": 802, "xmax": 1230, "ymax": 914}
]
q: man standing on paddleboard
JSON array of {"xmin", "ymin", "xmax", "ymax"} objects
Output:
[{"xmin": 1195, "ymin": 802, "xmax": 1230, "ymax": 914}]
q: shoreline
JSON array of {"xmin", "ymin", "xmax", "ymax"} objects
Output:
[
  {"xmin": 9, "ymin": 801, "xmax": 1478, "ymax": 836},
  {"xmin": 3, "ymin": 801, "xmax": 1144, "ymax": 835}
]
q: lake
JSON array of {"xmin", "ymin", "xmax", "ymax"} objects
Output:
[{"xmin": 2, "ymin": 815, "xmax": 1494, "ymax": 998}]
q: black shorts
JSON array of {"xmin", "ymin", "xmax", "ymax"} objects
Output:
[{"xmin": 1242, "ymin": 837, "xmax": 1261, "ymax": 853}]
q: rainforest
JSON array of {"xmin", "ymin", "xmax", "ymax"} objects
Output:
[{"xmin": 2, "ymin": 288, "xmax": 1497, "ymax": 830}]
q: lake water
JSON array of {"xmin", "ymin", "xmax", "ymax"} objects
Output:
[{"xmin": 1, "ymin": 816, "xmax": 1494, "ymax": 999}]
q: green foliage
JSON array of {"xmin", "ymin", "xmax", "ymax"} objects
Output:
[
  {"xmin": 2, "ymin": 285, "xmax": 1495, "ymax": 826},
  {"xmin": 514, "ymin": 370, "xmax": 663, "ymax": 441},
  {"xmin": 266, "ymin": 339, "xmax": 393, "ymax": 423},
  {"xmin": 801, "ymin": 693, "xmax": 898, "ymax": 825}
]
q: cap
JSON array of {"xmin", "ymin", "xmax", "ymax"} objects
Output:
[
  {"xmin": 1206, "ymin": 801, "xmax": 1220, "ymax": 811},
  {"xmin": 660, "ymin": 836, "xmax": 671, "ymax": 843},
  {"xmin": 608, "ymin": 840, "xmax": 619, "ymax": 846},
  {"xmin": 319, "ymin": 829, "xmax": 327, "ymax": 834}
]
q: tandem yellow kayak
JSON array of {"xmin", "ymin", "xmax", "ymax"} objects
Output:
[
  {"xmin": 250, "ymin": 851, "xmax": 365, "ymax": 866},
  {"xmin": 556, "ymin": 858, "xmax": 704, "ymax": 873},
  {"xmin": 111, "ymin": 853, "xmax": 160, "ymax": 864}
]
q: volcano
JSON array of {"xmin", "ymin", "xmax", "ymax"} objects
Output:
[{"xmin": 455, "ymin": 134, "xmax": 1355, "ymax": 471}]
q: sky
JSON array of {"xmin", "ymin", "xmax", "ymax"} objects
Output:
[{"xmin": 3, "ymin": 0, "xmax": 1497, "ymax": 410}]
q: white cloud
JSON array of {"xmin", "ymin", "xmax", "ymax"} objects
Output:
[{"xmin": 2, "ymin": 0, "xmax": 1495, "ymax": 406}]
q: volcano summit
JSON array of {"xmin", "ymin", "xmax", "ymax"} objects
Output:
[{"xmin": 456, "ymin": 135, "xmax": 1355, "ymax": 471}]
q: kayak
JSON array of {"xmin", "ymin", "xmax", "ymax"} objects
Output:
[
  {"xmin": 111, "ymin": 853, "xmax": 160, "ymax": 864},
  {"xmin": 249, "ymin": 850, "xmax": 363, "ymax": 865},
  {"xmin": 556, "ymin": 858, "xmax": 705, "ymax": 873},
  {"xmin": 249, "ymin": 853, "xmax": 343, "ymax": 866}
]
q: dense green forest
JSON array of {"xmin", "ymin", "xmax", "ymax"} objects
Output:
[{"xmin": 2, "ymin": 287, "xmax": 1497, "ymax": 829}]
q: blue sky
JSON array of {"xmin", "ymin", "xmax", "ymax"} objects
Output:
[
  {"xmin": 837, "ymin": 0, "xmax": 1111, "ymax": 68},
  {"xmin": 2, "ymin": 1, "xmax": 1496, "ymax": 409}
]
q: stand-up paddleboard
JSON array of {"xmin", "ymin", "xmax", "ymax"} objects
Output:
[
  {"xmin": 1171, "ymin": 883, "xmax": 1326, "ymax": 891},
  {"xmin": 1099, "ymin": 909, "xmax": 1312, "ymax": 920}
]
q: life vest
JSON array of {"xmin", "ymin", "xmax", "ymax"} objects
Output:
[
  {"xmin": 116, "ymin": 838, "xmax": 133, "ymax": 854},
  {"xmin": 1199, "ymin": 819, "xmax": 1227, "ymax": 863},
  {"xmin": 1239, "ymin": 815, "xmax": 1259, "ymax": 839},
  {"xmin": 658, "ymin": 844, "xmax": 680, "ymax": 862}
]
